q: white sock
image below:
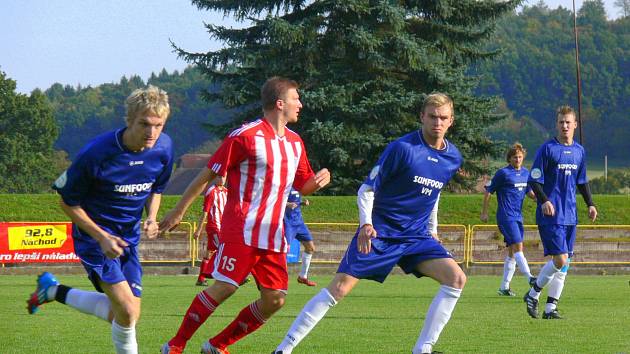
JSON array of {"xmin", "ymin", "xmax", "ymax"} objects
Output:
[
  {"xmin": 111, "ymin": 320, "xmax": 137, "ymax": 354},
  {"xmin": 46, "ymin": 285, "xmax": 58, "ymax": 300},
  {"xmin": 529, "ymin": 260, "xmax": 560, "ymax": 300},
  {"xmin": 276, "ymin": 288, "xmax": 337, "ymax": 353},
  {"xmin": 66, "ymin": 289, "xmax": 111, "ymax": 322},
  {"xmin": 546, "ymin": 271, "xmax": 567, "ymax": 313},
  {"xmin": 299, "ymin": 252, "xmax": 313, "ymax": 278},
  {"xmin": 513, "ymin": 251, "xmax": 532, "ymax": 279},
  {"xmin": 501, "ymin": 257, "xmax": 516, "ymax": 290},
  {"xmin": 413, "ymin": 285, "xmax": 462, "ymax": 354}
]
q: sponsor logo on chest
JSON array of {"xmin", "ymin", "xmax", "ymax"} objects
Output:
[{"xmin": 114, "ymin": 183, "xmax": 153, "ymax": 194}]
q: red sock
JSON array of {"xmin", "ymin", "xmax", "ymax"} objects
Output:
[
  {"xmin": 169, "ymin": 291, "xmax": 219, "ymax": 348},
  {"xmin": 198, "ymin": 259, "xmax": 210, "ymax": 282},
  {"xmin": 209, "ymin": 301, "xmax": 266, "ymax": 349}
]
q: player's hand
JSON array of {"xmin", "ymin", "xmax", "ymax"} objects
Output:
[
  {"xmin": 480, "ymin": 212, "xmax": 488, "ymax": 223},
  {"xmin": 159, "ymin": 208, "xmax": 184, "ymax": 234},
  {"xmin": 287, "ymin": 202, "xmax": 298, "ymax": 210},
  {"xmin": 358, "ymin": 224, "xmax": 377, "ymax": 254},
  {"xmin": 431, "ymin": 232, "xmax": 442, "ymax": 244},
  {"xmin": 99, "ymin": 235, "xmax": 128, "ymax": 259},
  {"xmin": 541, "ymin": 201, "xmax": 555, "ymax": 217},
  {"xmin": 303, "ymin": 199, "xmax": 310, "ymax": 206},
  {"xmin": 313, "ymin": 168, "xmax": 331, "ymax": 189},
  {"xmin": 193, "ymin": 228, "xmax": 202, "ymax": 240},
  {"xmin": 143, "ymin": 219, "xmax": 159, "ymax": 239},
  {"xmin": 588, "ymin": 206, "xmax": 597, "ymax": 222}
]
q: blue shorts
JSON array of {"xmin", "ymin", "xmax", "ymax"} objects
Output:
[
  {"xmin": 538, "ymin": 224, "xmax": 576, "ymax": 257},
  {"xmin": 73, "ymin": 237, "xmax": 143, "ymax": 297},
  {"xmin": 337, "ymin": 232, "xmax": 452, "ymax": 283},
  {"xmin": 498, "ymin": 221, "xmax": 524, "ymax": 246},
  {"xmin": 285, "ymin": 223, "xmax": 313, "ymax": 243}
]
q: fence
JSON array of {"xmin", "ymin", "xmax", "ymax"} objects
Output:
[{"xmin": 3, "ymin": 221, "xmax": 629, "ymax": 268}]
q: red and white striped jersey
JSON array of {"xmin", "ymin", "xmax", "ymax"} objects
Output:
[
  {"xmin": 207, "ymin": 118, "xmax": 315, "ymax": 252},
  {"xmin": 202, "ymin": 185, "xmax": 227, "ymax": 232}
]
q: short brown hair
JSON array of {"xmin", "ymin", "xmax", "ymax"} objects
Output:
[
  {"xmin": 506, "ymin": 143, "xmax": 526, "ymax": 163},
  {"xmin": 125, "ymin": 85, "xmax": 170, "ymax": 124},
  {"xmin": 556, "ymin": 105, "xmax": 576, "ymax": 120},
  {"xmin": 422, "ymin": 92, "xmax": 454, "ymax": 116},
  {"xmin": 261, "ymin": 76, "xmax": 299, "ymax": 111}
]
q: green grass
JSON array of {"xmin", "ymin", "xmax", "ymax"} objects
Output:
[
  {"xmin": 1, "ymin": 274, "xmax": 628, "ymax": 353},
  {"xmin": 2, "ymin": 194, "xmax": 630, "ymax": 225}
]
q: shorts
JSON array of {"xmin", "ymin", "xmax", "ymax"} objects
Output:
[
  {"xmin": 73, "ymin": 237, "xmax": 143, "ymax": 298},
  {"xmin": 212, "ymin": 242, "xmax": 288, "ymax": 292},
  {"xmin": 205, "ymin": 227, "xmax": 220, "ymax": 252},
  {"xmin": 337, "ymin": 231, "xmax": 452, "ymax": 283},
  {"xmin": 538, "ymin": 224, "xmax": 576, "ymax": 257},
  {"xmin": 285, "ymin": 223, "xmax": 313, "ymax": 243},
  {"xmin": 497, "ymin": 220, "xmax": 524, "ymax": 246}
]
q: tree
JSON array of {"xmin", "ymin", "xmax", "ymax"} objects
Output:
[
  {"xmin": 615, "ymin": 0, "xmax": 630, "ymax": 17},
  {"xmin": 175, "ymin": 0, "xmax": 522, "ymax": 194},
  {"xmin": 0, "ymin": 71, "xmax": 62, "ymax": 193}
]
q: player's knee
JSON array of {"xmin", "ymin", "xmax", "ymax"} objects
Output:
[
  {"xmin": 552, "ymin": 256, "xmax": 567, "ymax": 269},
  {"xmin": 114, "ymin": 302, "xmax": 140, "ymax": 326},
  {"xmin": 452, "ymin": 271, "xmax": 467, "ymax": 289},
  {"xmin": 261, "ymin": 292, "xmax": 286, "ymax": 314},
  {"xmin": 305, "ymin": 245, "xmax": 315, "ymax": 253}
]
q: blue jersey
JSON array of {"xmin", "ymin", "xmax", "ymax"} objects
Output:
[
  {"xmin": 485, "ymin": 165, "xmax": 531, "ymax": 223},
  {"xmin": 366, "ymin": 131, "xmax": 462, "ymax": 239},
  {"xmin": 528, "ymin": 138, "xmax": 587, "ymax": 225},
  {"xmin": 53, "ymin": 129, "xmax": 174, "ymax": 246},
  {"xmin": 284, "ymin": 189, "xmax": 305, "ymax": 226}
]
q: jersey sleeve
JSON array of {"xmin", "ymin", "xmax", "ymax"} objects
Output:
[
  {"xmin": 364, "ymin": 140, "xmax": 404, "ymax": 194},
  {"xmin": 529, "ymin": 145, "xmax": 547, "ymax": 185},
  {"xmin": 485, "ymin": 169, "xmax": 503, "ymax": 194},
  {"xmin": 152, "ymin": 142, "xmax": 174, "ymax": 194},
  {"xmin": 576, "ymin": 147, "xmax": 588, "ymax": 184},
  {"xmin": 291, "ymin": 139, "xmax": 315, "ymax": 191},
  {"xmin": 207, "ymin": 135, "xmax": 247, "ymax": 176},
  {"xmin": 52, "ymin": 150, "xmax": 96, "ymax": 206}
]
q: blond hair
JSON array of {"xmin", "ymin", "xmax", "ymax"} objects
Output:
[
  {"xmin": 125, "ymin": 85, "xmax": 170, "ymax": 124},
  {"xmin": 506, "ymin": 143, "xmax": 526, "ymax": 163},
  {"xmin": 556, "ymin": 105, "xmax": 576, "ymax": 120},
  {"xmin": 422, "ymin": 92, "xmax": 454, "ymax": 116}
]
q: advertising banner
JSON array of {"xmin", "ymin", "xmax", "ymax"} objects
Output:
[{"xmin": 0, "ymin": 222, "xmax": 79, "ymax": 263}]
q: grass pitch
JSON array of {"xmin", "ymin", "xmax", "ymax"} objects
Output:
[{"xmin": 1, "ymin": 274, "xmax": 629, "ymax": 353}]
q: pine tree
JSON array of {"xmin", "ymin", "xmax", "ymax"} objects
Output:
[{"xmin": 176, "ymin": 0, "xmax": 522, "ymax": 193}]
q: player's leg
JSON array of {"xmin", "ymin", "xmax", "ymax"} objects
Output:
[
  {"xmin": 411, "ymin": 257, "xmax": 466, "ymax": 354},
  {"xmin": 512, "ymin": 221, "xmax": 533, "ymax": 282},
  {"xmin": 275, "ymin": 234, "xmax": 400, "ymax": 353},
  {"xmin": 543, "ymin": 225, "xmax": 575, "ymax": 319},
  {"xmin": 497, "ymin": 223, "xmax": 517, "ymax": 295},
  {"xmin": 198, "ymin": 231, "xmax": 220, "ymax": 285},
  {"xmin": 297, "ymin": 236, "xmax": 316, "ymax": 286},
  {"xmin": 207, "ymin": 248, "xmax": 289, "ymax": 352},
  {"xmin": 274, "ymin": 272, "xmax": 358, "ymax": 353},
  {"xmin": 164, "ymin": 242, "xmax": 249, "ymax": 351},
  {"xmin": 99, "ymin": 280, "xmax": 141, "ymax": 354},
  {"xmin": 524, "ymin": 225, "xmax": 568, "ymax": 318}
]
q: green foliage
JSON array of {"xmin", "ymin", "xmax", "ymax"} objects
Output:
[
  {"xmin": 176, "ymin": 0, "xmax": 522, "ymax": 194},
  {"xmin": 46, "ymin": 67, "xmax": 229, "ymax": 159},
  {"xmin": 0, "ymin": 71, "xmax": 63, "ymax": 193},
  {"xmin": 2, "ymin": 275, "xmax": 629, "ymax": 353},
  {"xmin": 473, "ymin": 1, "xmax": 630, "ymax": 165},
  {"xmin": 590, "ymin": 169, "xmax": 630, "ymax": 194}
]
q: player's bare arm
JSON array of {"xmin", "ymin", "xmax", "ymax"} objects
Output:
[
  {"xmin": 480, "ymin": 191, "xmax": 491, "ymax": 222},
  {"xmin": 144, "ymin": 193, "xmax": 162, "ymax": 239},
  {"xmin": 299, "ymin": 168, "xmax": 331, "ymax": 195},
  {"xmin": 59, "ymin": 200, "xmax": 128, "ymax": 259},
  {"xmin": 357, "ymin": 223, "xmax": 377, "ymax": 254},
  {"xmin": 193, "ymin": 211, "xmax": 208, "ymax": 239},
  {"xmin": 160, "ymin": 168, "xmax": 217, "ymax": 233}
]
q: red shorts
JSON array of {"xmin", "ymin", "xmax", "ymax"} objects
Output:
[
  {"xmin": 212, "ymin": 242, "xmax": 288, "ymax": 291},
  {"xmin": 205, "ymin": 228, "xmax": 220, "ymax": 252}
]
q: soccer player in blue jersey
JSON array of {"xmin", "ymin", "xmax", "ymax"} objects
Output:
[
  {"xmin": 273, "ymin": 93, "xmax": 465, "ymax": 354},
  {"xmin": 524, "ymin": 105, "xmax": 597, "ymax": 319},
  {"xmin": 27, "ymin": 85, "xmax": 174, "ymax": 353},
  {"xmin": 285, "ymin": 188, "xmax": 317, "ymax": 286},
  {"xmin": 481, "ymin": 143, "xmax": 536, "ymax": 296}
]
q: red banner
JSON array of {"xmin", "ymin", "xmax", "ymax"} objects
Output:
[{"xmin": 0, "ymin": 222, "xmax": 79, "ymax": 263}]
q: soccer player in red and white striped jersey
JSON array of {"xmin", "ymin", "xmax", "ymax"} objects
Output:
[
  {"xmin": 193, "ymin": 176, "xmax": 228, "ymax": 286},
  {"xmin": 160, "ymin": 77, "xmax": 330, "ymax": 354}
]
